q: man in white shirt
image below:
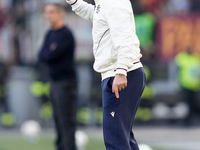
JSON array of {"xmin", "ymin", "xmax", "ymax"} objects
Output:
[{"xmin": 66, "ymin": 0, "xmax": 146, "ymax": 149}]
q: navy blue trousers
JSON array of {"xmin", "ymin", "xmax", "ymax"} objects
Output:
[{"xmin": 101, "ymin": 68, "xmax": 146, "ymax": 150}]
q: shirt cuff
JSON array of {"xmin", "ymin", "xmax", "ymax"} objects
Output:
[
  {"xmin": 115, "ymin": 68, "xmax": 127, "ymax": 76},
  {"xmin": 66, "ymin": 0, "xmax": 78, "ymax": 5},
  {"xmin": 115, "ymin": 63, "xmax": 128, "ymax": 76}
]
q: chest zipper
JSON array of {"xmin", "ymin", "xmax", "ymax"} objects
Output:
[{"xmin": 95, "ymin": 29, "xmax": 109, "ymax": 55}]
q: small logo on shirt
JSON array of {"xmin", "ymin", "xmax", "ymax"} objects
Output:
[
  {"xmin": 110, "ymin": 112, "xmax": 115, "ymax": 117},
  {"xmin": 96, "ymin": 4, "xmax": 101, "ymax": 14},
  {"xmin": 50, "ymin": 42, "xmax": 57, "ymax": 51}
]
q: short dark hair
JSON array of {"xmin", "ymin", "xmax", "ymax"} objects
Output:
[{"xmin": 46, "ymin": 3, "xmax": 65, "ymax": 12}]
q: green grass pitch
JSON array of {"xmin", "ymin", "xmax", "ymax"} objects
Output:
[{"xmin": 0, "ymin": 135, "xmax": 170, "ymax": 150}]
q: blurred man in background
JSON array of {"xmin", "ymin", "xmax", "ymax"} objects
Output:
[
  {"xmin": 38, "ymin": 3, "xmax": 77, "ymax": 150},
  {"xmin": 175, "ymin": 47, "xmax": 200, "ymax": 126}
]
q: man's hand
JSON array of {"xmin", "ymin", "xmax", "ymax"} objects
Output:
[{"xmin": 112, "ymin": 74, "xmax": 127, "ymax": 98}]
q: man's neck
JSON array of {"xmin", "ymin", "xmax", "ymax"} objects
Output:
[{"xmin": 52, "ymin": 21, "xmax": 65, "ymax": 30}]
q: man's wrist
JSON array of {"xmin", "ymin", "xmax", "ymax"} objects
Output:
[
  {"xmin": 115, "ymin": 68, "xmax": 127, "ymax": 76},
  {"xmin": 116, "ymin": 73, "xmax": 125, "ymax": 76}
]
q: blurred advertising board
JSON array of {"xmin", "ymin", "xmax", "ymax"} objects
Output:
[{"xmin": 157, "ymin": 15, "xmax": 200, "ymax": 61}]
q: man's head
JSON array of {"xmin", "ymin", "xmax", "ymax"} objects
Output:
[{"xmin": 44, "ymin": 3, "xmax": 65, "ymax": 28}]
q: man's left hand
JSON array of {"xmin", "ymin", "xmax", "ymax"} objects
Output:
[{"xmin": 112, "ymin": 74, "xmax": 127, "ymax": 99}]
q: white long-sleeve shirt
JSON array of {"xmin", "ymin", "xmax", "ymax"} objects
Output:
[{"xmin": 67, "ymin": 0, "xmax": 143, "ymax": 80}]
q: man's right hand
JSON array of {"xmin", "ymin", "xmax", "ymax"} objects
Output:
[{"xmin": 112, "ymin": 74, "xmax": 127, "ymax": 99}]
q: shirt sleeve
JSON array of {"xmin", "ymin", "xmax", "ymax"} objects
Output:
[
  {"xmin": 105, "ymin": 4, "xmax": 141, "ymax": 76},
  {"xmin": 66, "ymin": 0, "xmax": 94, "ymax": 22},
  {"xmin": 39, "ymin": 31, "xmax": 75, "ymax": 63}
]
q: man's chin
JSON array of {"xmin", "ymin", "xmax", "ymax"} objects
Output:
[{"xmin": 47, "ymin": 20, "xmax": 56, "ymax": 25}]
